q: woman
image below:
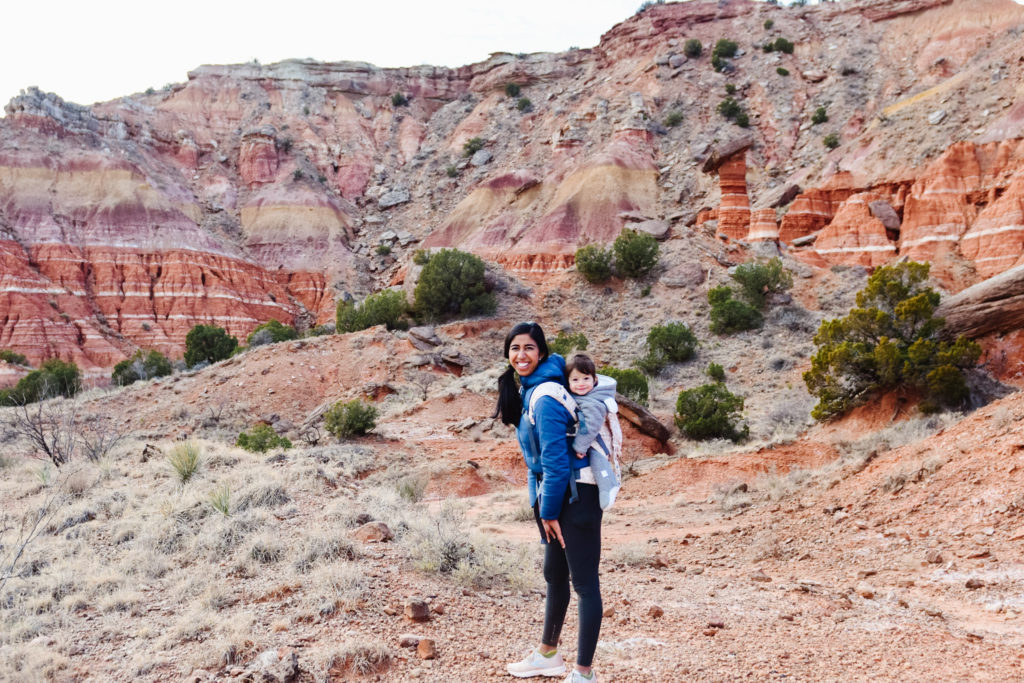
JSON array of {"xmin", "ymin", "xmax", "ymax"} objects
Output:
[{"xmin": 496, "ymin": 321, "xmax": 603, "ymax": 683}]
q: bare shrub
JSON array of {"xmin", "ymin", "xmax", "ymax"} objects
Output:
[
  {"xmin": 606, "ymin": 542, "xmax": 657, "ymax": 567},
  {"xmin": 0, "ymin": 477, "xmax": 68, "ymax": 596},
  {"xmin": 235, "ymin": 483, "xmax": 290, "ymax": 511},
  {"xmin": 293, "ymin": 536, "xmax": 357, "ymax": 573},
  {"xmin": 78, "ymin": 414, "xmax": 126, "ymax": 462},
  {"xmin": 249, "ymin": 535, "xmax": 285, "ymax": 564},
  {"xmin": 326, "ymin": 641, "xmax": 392, "ymax": 677},
  {"xmin": 299, "ymin": 564, "xmax": 369, "ymax": 618},
  {"xmin": 4, "ymin": 400, "xmax": 78, "ymax": 466}
]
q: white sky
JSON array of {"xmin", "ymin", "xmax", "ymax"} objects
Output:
[
  {"xmin": 1, "ymin": 0, "xmax": 644, "ymax": 107},
  {"xmin": 6, "ymin": 1, "xmax": 1022, "ymax": 109}
]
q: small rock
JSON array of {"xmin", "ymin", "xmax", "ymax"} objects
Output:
[
  {"xmin": 668, "ymin": 54, "xmax": 687, "ymax": 69},
  {"xmin": 925, "ymin": 549, "xmax": 944, "ymax": 564},
  {"xmin": 470, "ymin": 149, "xmax": 492, "ymax": 167},
  {"xmin": 703, "ymin": 628, "xmax": 718, "ymax": 636},
  {"xmin": 648, "ymin": 605, "xmax": 664, "ymax": 618},
  {"xmin": 432, "ymin": 603, "xmax": 446, "ymax": 615},
  {"xmin": 404, "ymin": 597, "xmax": 431, "ymax": 622},
  {"xmin": 353, "ymin": 521, "xmax": 393, "ymax": 543},
  {"xmin": 928, "ymin": 109, "xmax": 947, "ymax": 125},
  {"xmin": 603, "ymin": 606, "xmax": 616, "ymax": 617},
  {"xmin": 750, "ymin": 571, "xmax": 772, "ymax": 583},
  {"xmin": 856, "ymin": 582, "xmax": 876, "ymax": 599},
  {"xmin": 707, "ymin": 619, "xmax": 726, "ymax": 629},
  {"xmin": 802, "ymin": 69, "xmax": 827, "ymax": 83},
  {"xmin": 417, "ymin": 639, "xmax": 437, "ymax": 660},
  {"xmin": 399, "ymin": 634, "xmax": 422, "ymax": 648},
  {"xmin": 965, "ymin": 578, "xmax": 985, "ymax": 590},
  {"xmin": 868, "ymin": 200, "xmax": 901, "ymax": 231}
]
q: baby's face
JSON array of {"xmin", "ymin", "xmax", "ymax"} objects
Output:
[{"xmin": 568, "ymin": 369, "xmax": 596, "ymax": 396}]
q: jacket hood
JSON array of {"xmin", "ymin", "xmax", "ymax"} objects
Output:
[
  {"xmin": 584, "ymin": 374, "xmax": 618, "ymax": 403},
  {"xmin": 520, "ymin": 353, "xmax": 567, "ymax": 391}
]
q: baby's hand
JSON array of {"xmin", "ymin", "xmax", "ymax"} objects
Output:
[{"xmin": 575, "ymin": 451, "xmax": 586, "ymax": 459}]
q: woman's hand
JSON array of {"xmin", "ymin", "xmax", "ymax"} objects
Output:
[{"xmin": 541, "ymin": 518, "xmax": 565, "ymax": 548}]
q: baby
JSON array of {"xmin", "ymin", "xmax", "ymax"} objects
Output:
[{"xmin": 566, "ymin": 353, "xmax": 622, "ymax": 509}]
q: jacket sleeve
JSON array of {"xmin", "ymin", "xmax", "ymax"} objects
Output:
[
  {"xmin": 535, "ymin": 395, "xmax": 574, "ymax": 520},
  {"xmin": 571, "ymin": 397, "xmax": 606, "ymax": 454}
]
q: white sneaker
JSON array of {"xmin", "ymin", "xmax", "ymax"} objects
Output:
[
  {"xmin": 506, "ymin": 648, "xmax": 567, "ymax": 678},
  {"xmin": 563, "ymin": 670, "xmax": 598, "ymax": 683}
]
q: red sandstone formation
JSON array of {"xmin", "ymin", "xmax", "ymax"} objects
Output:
[
  {"xmin": 2, "ymin": 0, "xmax": 1024, "ymax": 376},
  {"xmin": 715, "ymin": 155, "xmax": 751, "ymax": 241}
]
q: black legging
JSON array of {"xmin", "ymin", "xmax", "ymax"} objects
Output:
[{"xmin": 536, "ymin": 483, "xmax": 603, "ymax": 668}]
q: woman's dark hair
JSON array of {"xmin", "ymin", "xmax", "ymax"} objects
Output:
[
  {"xmin": 493, "ymin": 321, "xmax": 549, "ymax": 426},
  {"xmin": 566, "ymin": 353, "xmax": 597, "ymax": 380}
]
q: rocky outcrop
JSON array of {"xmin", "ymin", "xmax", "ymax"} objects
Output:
[
  {"xmin": 935, "ymin": 263, "xmax": 1024, "ymax": 340},
  {"xmin": 3, "ymin": 0, "xmax": 1024, "ymax": 374}
]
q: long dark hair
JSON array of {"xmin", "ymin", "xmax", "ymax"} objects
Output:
[{"xmin": 493, "ymin": 321, "xmax": 549, "ymax": 426}]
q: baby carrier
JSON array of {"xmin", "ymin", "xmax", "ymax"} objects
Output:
[{"xmin": 526, "ymin": 376, "xmax": 623, "ymax": 510}]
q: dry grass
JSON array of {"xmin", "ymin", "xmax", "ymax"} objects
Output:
[
  {"xmin": 324, "ymin": 640, "xmax": 393, "ymax": 677},
  {"xmin": 607, "ymin": 542, "xmax": 658, "ymax": 567}
]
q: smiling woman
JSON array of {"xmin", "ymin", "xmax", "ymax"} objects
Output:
[{"xmin": 493, "ymin": 320, "xmax": 609, "ymax": 682}]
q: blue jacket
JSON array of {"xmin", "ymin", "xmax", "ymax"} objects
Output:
[{"xmin": 515, "ymin": 354, "xmax": 589, "ymax": 520}]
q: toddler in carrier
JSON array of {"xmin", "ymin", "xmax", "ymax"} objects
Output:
[{"xmin": 566, "ymin": 353, "xmax": 622, "ymax": 509}]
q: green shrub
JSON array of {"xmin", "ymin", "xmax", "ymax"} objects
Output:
[
  {"xmin": 707, "ymin": 363, "xmax": 726, "ymax": 382},
  {"xmin": 648, "ymin": 322, "xmax": 697, "ymax": 362},
  {"xmin": 575, "ymin": 244, "xmax": 613, "ymax": 284},
  {"xmin": 549, "ymin": 331, "xmax": 589, "ymax": 357},
  {"xmin": 613, "ymin": 230, "xmax": 659, "ymax": 279},
  {"xmin": 184, "ymin": 324, "xmax": 238, "ymax": 367},
  {"xmin": 246, "ymin": 319, "xmax": 298, "ymax": 347},
  {"xmin": 324, "ymin": 399, "xmax": 378, "ymax": 439},
  {"xmin": 0, "ymin": 358, "xmax": 82, "ymax": 405},
  {"xmin": 731, "ymin": 257, "xmax": 793, "ymax": 309},
  {"xmin": 635, "ymin": 322, "xmax": 696, "ymax": 375},
  {"xmin": 376, "ymin": 243, "xmax": 392, "ymax": 256},
  {"xmin": 812, "ymin": 106, "xmax": 828, "ymax": 124},
  {"xmin": 636, "ymin": 0, "xmax": 665, "ymax": 13},
  {"xmin": 414, "ymin": 249, "xmax": 496, "ymax": 322},
  {"xmin": 168, "ymin": 441, "xmax": 202, "ymax": 485},
  {"xmin": 446, "ymin": 165, "xmax": 458, "ymax": 178},
  {"xmin": 717, "ymin": 97, "xmax": 742, "ymax": 120},
  {"xmin": 504, "ymin": 82, "xmax": 521, "ymax": 98},
  {"xmin": 663, "ymin": 111, "xmax": 683, "ymax": 128},
  {"xmin": 735, "ymin": 111, "xmax": 750, "ymax": 128},
  {"xmin": 675, "ymin": 383, "xmax": 748, "ymax": 442},
  {"xmin": 337, "ymin": 289, "xmax": 410, "ymax": 333},
  {"xmin": 776, "ymin": 67, "xmax": 790, "ymax": 76},
  {"xmin": 600, "ymin": 366, "xmax": 649, "ymax": 405},
  {"xmin": 236, "ymin": 423, "xmax": 292, "ymax": 453},
  {"xmin": 391, "ymin": 93, "xmax": 408, "ymax": 107},
  {"xmin": 292, "ymin": 170, "xmax": 303, "ymax": 181},
  {"xmin": 725, "ymin": 83, "xmax": 736, "ymax": 95},
  {"xmin": 765, "ymin": 37, "xmax": 794, "ymax": 54},
  {"xmin": 712, "ymin": 39, "xmax": 738, "ymax": 60},
  {"xmin": 413, "ymin": 249, "xmax": 432, "ymax": 266},
  {"xmin": 709, "ymin": 286, "xmax": 763, "ymax": 334},
  {"xmin": 463, "ymin": 137, "xmax": 485, "ymax": 157},
  {"xmin": 683, "ymin": 38, "xmax": 702, "ymax": 58},
  {"xmin": 764, "ymin": 19, "xmax": 774, "ymax": 29},
  {"xmin": 803, "ymin": 261, "xmax": 981, "ymax": 421},
  {"xmin": 517, "ymin": 97, "xmax": 533, "ymax": 112},
  {"xmin": 823, "ymin": 133, "xmax": 840, "ymax": 149},
  {"xmin": 711, "ymin": 54, "xmax": 726, "ymax": 72},
  {"xmin": 111, "ymin": 349, "xmax": 173, "ymax": 386},
  {"xmin": 0, "ymin": 349, "xmax": 29, "ymax": 366}
]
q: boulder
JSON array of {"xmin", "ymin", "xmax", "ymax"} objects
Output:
[
  {"xmin": 378, "ymin": 189, "xmax": 411, "ymax": 209},
  {"xmin": 661, "ymin": 263, "xmax": 706, "ymax": 288},
  {"xmin": 634, "ymin": 219, "xmax": 671, "ymax": 241}
]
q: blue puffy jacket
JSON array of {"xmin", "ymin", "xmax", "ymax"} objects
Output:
[{"xmin": 515, "ymin": 353, "xmax": 589, "ymax": 520}]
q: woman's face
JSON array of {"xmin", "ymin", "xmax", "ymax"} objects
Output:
[{"xmin": 508, "ymin": 333, "xmax": 542, "ymax": 377}]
